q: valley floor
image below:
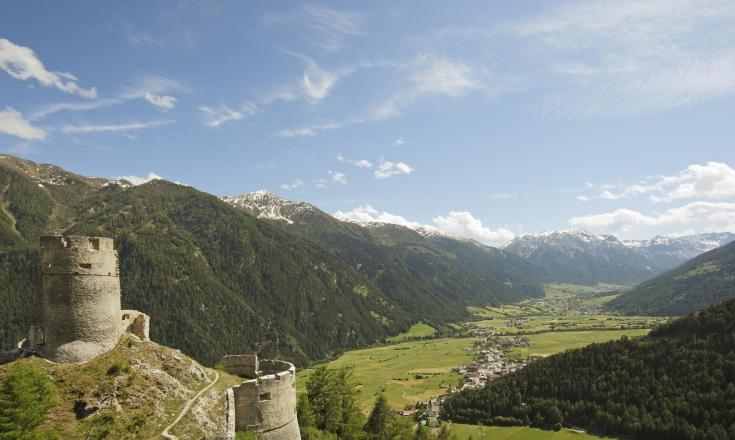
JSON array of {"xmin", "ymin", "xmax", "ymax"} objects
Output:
[
  {"xmin": 448, "ymin": 423, "xmax": 617, "ymax": 439},
  {"xmin": 297, "ymin": 283, "xmax": 669, "ymax": 439}
]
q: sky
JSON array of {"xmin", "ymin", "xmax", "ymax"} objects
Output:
[{"xmin": 1, "ymin": 0, "xmax": 735, "ymax": 246}]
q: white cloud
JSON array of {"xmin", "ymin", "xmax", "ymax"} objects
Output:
[
  {"xmin": 374, "ymin": 160, "xmax": 414, "ymax": 179},
  {"xmin": 337, "ymin": 153, "xmax": 372, "ymax": 168},
  {"xmin": 513, "ymin": 0, "xmax": 735, "ymax": 118},
  {"xmin": 334, "ymin": 205, "xmax": 514, "ymax": 246},
  {"xmin": 334, "ymin": 205, "xmax": 425, "ymax": 229},
  {"xmin": 117, "ymin": 172, "xmax": 163, "ymax": 186},
  {"xmin": 433, "ymin": 211, "xmax": 515, "ymax": 246},
  {"xmin": 280, "ymin": 179, "xmax": 304, "ymax": 191},
  {"xmin": 411, "ymin": 55, "xmax": 482, "ymax": 97},
  {"xmin": 199, "ymin": 104, "xmax": 253, "ymax": 127},
  {"xmin": 328, "ymin": 170, "xmax": 347, "ymax": 185},
  {"xmin": 144, "ymin": 92, "xmax": 177, "ymax": 110},
  {"xmin": 0, "ymin": 107, "xmax": 47, "ymax": 140},
  {"xmin": 302, "ymin": 59, "xmax": 342, "ymax": 102},
  {"xmin": 60, "ymin": 120, "xmax": 172, "ymax": 134},
  {"xmin": 0, "ymin": 38, "xmax": 97, "ymax": 98},
  {"xmin": 31, "ymin": 73, "xmax": 185, "ymax": 119},
  {"xmin": 277, "ymin": 122, "xmax": 341, "ymax": 138},
  {"xmin": 393, "ymin": 138, "xmax": 404, "ymax": 146},
  {"xmin": 261, "ymin": 5, "xmax": 364, "ymax": 53},
  {"xmin": 583, "ymin": 162, "xmax": 735, "ymax": 202},
  {"xmin": 371, "ymin": 55, "xmax": 482, "ymax": 121},
  {"xmin": 653, "ymin": 162, "xmax": 735, "ymax": 202},
  {"xmin": 314, "ymin": 178, "xmax": 328, "ymax": 189},
  {"xmin": 570, "ymin": 201, "xmax": 735, "ymax": 234},
  {"xmin": 30, "ymin": 99, "xmax": 119, "ymax": 120}
]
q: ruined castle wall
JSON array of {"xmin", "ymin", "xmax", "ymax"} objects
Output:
[
  {"xmin": 40, "ymin": 236, "xmax": 122, "ymax": 363},
  {"xmin": 231, "ymin": 359, "xmax": 301, "ymax": 440},
  {"xmin": 221, "ymin": 354, "xmax": 259, "ymax": 378},
  {"xmin": 120, "ymin": 310, "xmax": 150, "ymax": 341}
]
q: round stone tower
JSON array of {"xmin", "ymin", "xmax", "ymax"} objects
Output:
[
  {"xmin": 223, "ymin": 355, "xmax": 301, "ymax": 440},
  {"xmin": 40, "ymin": 235, "xmax": 122, "ymax": 363}
]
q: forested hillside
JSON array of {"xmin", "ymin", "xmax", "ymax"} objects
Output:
[
  {"xmin": 0, "ymin": 155, "xmax": 542, "ymax": 366},
  {"xmin": 609, "ymin": 241, "xmax": 735, "ymax": 316},
  {"xmin": 443, "ymin": 298, "xmax": 735, "ymax": 439},
  {"xmin": 224, "ymin": 192, "xmax": 544, "ymax": 310}
]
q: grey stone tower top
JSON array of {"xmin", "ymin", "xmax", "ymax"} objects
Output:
[{"xmin": 40, "ymin": 235, "xmax": 118, "ymax": 276}]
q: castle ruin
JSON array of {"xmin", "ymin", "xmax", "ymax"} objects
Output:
[
  {"xmin": 2, "ymin": 235, "xmax": 302, "ymax": 439},
  {"xmin": 222, "ymin": 354, "xmax": 302, "ymax": 440},
  {"xmin": 37, "ymin": 235, "xmax": 149, "ymax": 363}
]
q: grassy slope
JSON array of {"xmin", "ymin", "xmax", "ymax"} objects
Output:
[
  {"xmin": 388, "ymin": 323, "xmax": 438, "ymax": 342},
  {"xmin": 0, "ymin": 335, "xmax": 241, "ymax": 439},
  {"xmin": 608, "ymin": 241, "xmax": 735, "ymax": 316}
]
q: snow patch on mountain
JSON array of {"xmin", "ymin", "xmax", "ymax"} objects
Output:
[{"xmin": 220, "ymin": 190, "xmax": 315, "ymax": 224}]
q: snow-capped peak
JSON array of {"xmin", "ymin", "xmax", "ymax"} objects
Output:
[{"xmin": 220, "ymin": 190, "xmax": 315, "ymax": 224}]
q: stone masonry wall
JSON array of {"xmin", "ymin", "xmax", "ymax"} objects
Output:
[
  {"xmin": 40, "ymin": 236, "xmax": 122, "ymax": 363},
  {"xmin": 226, "ymin": 357, "xmax": 301, "ymax": 439}
]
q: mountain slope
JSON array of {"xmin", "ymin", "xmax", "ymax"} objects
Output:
[
  {"xmin": 504, "ymin": 230, "xmax": 660, "ymax": 285},
  {"xmin": 608, "ymin": 241, "xmax": 735, "ymax": 316},
  {"xmin": 443, "ymin": 297, "xmax": 735, "ymax": 439},
  {"xmin": 222, "ymin": 192, "xmax": 545, "ymax": 308},
  {"xmin": 0, "ymin": 156, "xmax": 419, "ymax": 365},
  {"xmin": 0, "ymin": 334, "xmax": 241, "ymax": 439}
]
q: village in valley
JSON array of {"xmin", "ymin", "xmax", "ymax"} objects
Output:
[{"xmin": 399, "ymin": 284, "xmax": 670, "ymax": 428}]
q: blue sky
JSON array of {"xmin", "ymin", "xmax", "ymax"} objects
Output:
[{"xmin": 1, "ymin": 0, "xmax": 735, "ymax": 245}]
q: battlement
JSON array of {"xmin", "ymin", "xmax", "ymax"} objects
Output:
[
  {"xmin": 40, "ymin": 235, "xmax": 114, "ymax": 251},
  {"xmin": 41, "ymin": 235, "xmax": 118, "ymax": 277}
]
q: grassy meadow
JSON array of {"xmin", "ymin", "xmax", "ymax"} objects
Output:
[
  {"xmin": 449, "ymin": 423, "xmax": 616, "ymax": 439},
  {"xmin": 298, "ymin": 336, "xmax": 478, "ymax": 411}
]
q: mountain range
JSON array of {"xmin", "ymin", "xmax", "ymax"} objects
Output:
[
  {"xmin": 225, "ymin": 190, "xmax": 735, "ymax": 287},
  {"xmin": 504, "ymin": 229, "xmax": 734, "ymax": 286},
  {"xmin": 0, "ymin": 155, "xmax": 541, "ymax": 365},
  {"xmin": 2, "ymin": 153, "xmax": 734, "ymax": 366}
]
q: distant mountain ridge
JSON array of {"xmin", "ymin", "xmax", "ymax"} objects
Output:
[
  {"xmin": 624, "ymin": 232, "xmax": 735, "ymax": 268},
  {"xmin": 504, "ymin": 229, "xmax": 735, "ymax": 285}
]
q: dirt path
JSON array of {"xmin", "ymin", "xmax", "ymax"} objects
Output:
[{"xmin": 161, "ymin": 369, "xmax": 220, "ymax": 439}]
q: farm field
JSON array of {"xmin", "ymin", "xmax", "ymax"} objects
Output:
[
  {"xmin": 509, "ymin": 329, "xmax": 650, "ymax": 358},
  {"xmin": 467, "ymin": 283, "xmax": 669, "ymax": 335},
  {"xmin": 298, "ymin": 337, "xmax": 479, "ymax": 411},
  {"xmin": 449, "ymin": 423, "xmax": 615, "ymax": 439},
  {"xmin": 388, "ymin": 322, "xmax": 438, "ymax": 342}
]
